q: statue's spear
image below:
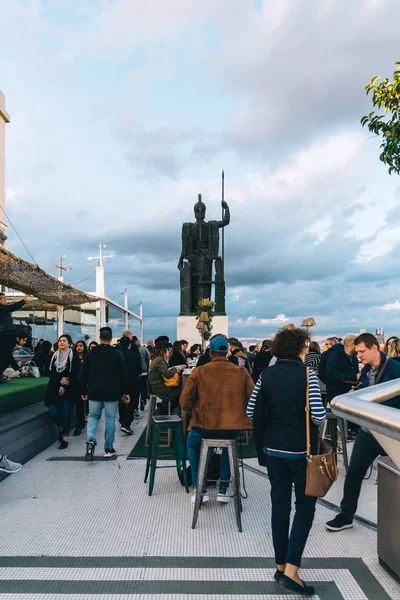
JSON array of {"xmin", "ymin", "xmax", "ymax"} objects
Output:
[{"xmin": 221, "ymin": 170, "xmax": 225, "ymax": 267}]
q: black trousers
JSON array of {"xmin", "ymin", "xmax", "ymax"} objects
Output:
[
  {"xmin": 74, "ymin": 397, "xmax": 86, "ymax": 429},
  {"xmin": 119, "ymin": 399, "xmax": 134, "ymax": 428},
  {"xmin": 340, "ymin": 428, "xmax": 385, "ymax": 520},
  {"xmin": 266, "ymin": 455, "xmax": 317, "ymax": 567},
  {"xmin": 139, "ymin": 375, "xmax": 149, "ymax": 402},
  {"xmin": 0, "ymin": 331, "xmax": 17, "ymax": 374}
]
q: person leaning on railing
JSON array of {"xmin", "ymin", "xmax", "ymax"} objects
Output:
[
  {"xmin": 326, "ymin": 332, "xmax": 400, "ymax": 533},
  {"xmin": 247, "ymin": 327, "xmax": 326, "ymax": 597},
  {"xmin": 148, "ymin": 342, "xmax": 186, "ymax": 413}
]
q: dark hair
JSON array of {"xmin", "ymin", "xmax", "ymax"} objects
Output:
[
  {"xmin": 131, "ymin": 335, "xmax": 139, "ymax": 345},
  {"xmin": 172, "ymin": 340, "xmax": 184, "ymax": 356},
  {"xmin": 151, "ymin": 342, "xmax": 170, "ymax": 360},
  {"xmin": 15, "ymin": 330, "xmax": 28, "ymax": 340},
  {"xmin": 155, "ymin": 335, "xmax": 169, "ymax": 345},
  {"xmin": 89, "ymin": 341, "xmax": 98, "ymax": 350},
  {"xmin": 354, "ymin": 333, "xmax": 380, "ymax": 350},
  {"xmin": 120, "ymin": 336, "xmax": 131, "ymax": 350},
  {"xmin": 100, "ymin": 327, "xmax": 112, "ymax": 342},
  {"xmin": 189, "ymin": 344, "xmax": 199, "ymax": 354},
  {"xmin": 308, "ymin": 341, "xmax": 321, "ymax": 354},
  {"xmin": 249, "ymin": 345, "xmax": 256, "ymax": 352},
  {"xmin": 180, "ymin": 339, "xmax": 188, "ymax": 346},
  {"xmin": 58, "ymin": 334, "xmax": 73, "ymax": 346},
  {"xmin": 261, "ymin": 339, "xmax": 273, "ymax": 351},
  {"xmin": 41, "ymin": 340, "xmax": 52, "ymax": 353},
  {"xmin": 74, "ymin": 340, "xmax": 88, "ymax": 356},
  {"xmin": 228, "ymin": 337, "xmax": 240, "ymax": 348},
  {"xmin": 271, "ymin": 328, "xmax": 310, "ymax": 360}
]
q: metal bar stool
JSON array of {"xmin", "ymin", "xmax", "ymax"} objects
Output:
[
  {"xmin": 145, "ymin": 396, "xmax": 172, "ymax": 447},
  {"xmin": 192, "ymin": 438, "xmax": 243, "ymax": 532},
  {"xmin": 144, "ymin": 415, "xmax": 189, "ymax": 496},
  {"xmin": 322, "ymin": 411, "xmax": 349, "ymax": 472}
]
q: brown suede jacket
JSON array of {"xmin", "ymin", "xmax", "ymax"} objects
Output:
[{"xmin": 180, "ymin": 355, "xmax": 254, "ymax": 431}]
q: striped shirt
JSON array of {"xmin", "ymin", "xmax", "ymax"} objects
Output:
[
  {"xmin": 304, "ymin": 352, "xmax": 321, "ymax": 372},
  {"xmin": 247, "ymin": 368, "xmax": 326, "ymax": 459}
]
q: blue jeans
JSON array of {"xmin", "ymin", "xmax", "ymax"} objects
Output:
[
  {"xmin": 48, "ymin": 398, "xmax": 71, "ymax": 436},
  {"xmin": 87, "ymin": 400, "xmax": 118, "ymax": 450},
  {"xmin": 266, "ymin": 455, "xmax": 317, "ymax": 567},
  {"xmin": 187, "ymin": 430, "xmax": 233, "ymax": 490}
]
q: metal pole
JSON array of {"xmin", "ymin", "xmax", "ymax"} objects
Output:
[
  {"xmin": 139, "ymin": 301, "xmax": 143, "ymax": 344},
  {"xmin": 124, "ymin": 288, "xmax": 129, "ymax": 330}
]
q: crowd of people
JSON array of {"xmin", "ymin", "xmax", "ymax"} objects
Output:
[{"xmin": 1, "ymin": 298, "xmax": 400, "ymax": 595}]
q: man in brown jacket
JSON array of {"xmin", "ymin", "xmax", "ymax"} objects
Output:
[{"xmin": 180, "ymin": 336, "xmax": 254, "ymax": 503}]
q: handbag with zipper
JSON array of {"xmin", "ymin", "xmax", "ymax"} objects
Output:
[
  {"xmin": 305, "ymin": 367, "xmax": 338, "ymax": 497},
  {"xmin": 163, "ymin": 372, "xmax": 181, "ymax": 387}
]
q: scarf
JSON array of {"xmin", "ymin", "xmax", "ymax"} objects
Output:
[{"xmin": 51, "ymin": 348, "xmax": 73, "ymax": 374}]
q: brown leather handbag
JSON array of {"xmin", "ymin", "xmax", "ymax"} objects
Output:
[{"xmin": 305, "ymin": 368, "xmax": 338, "ymax": 497}]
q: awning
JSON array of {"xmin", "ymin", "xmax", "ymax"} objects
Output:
[{"xmin": 0, "ymin": 246, "xmax": 97, "ymax": 306}]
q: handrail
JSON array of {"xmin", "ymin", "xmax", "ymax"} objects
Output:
[{"xmin": 331, "ymin": 379, "xmax": 400, "ymax": 442}]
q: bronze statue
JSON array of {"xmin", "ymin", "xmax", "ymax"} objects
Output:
[{"xmin": 178, "ymin": 194, "xmax": 230, "ymax": 315}]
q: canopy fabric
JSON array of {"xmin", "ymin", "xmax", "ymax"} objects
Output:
[{"xmin": 0, "ymin": 246, "xmax": 97, "ymax": 306}]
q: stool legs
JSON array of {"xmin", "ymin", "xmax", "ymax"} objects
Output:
[
  {"xmin": 192, "ymin": 441, "xmax": 209, "ymax": 529},
  {"xmin": 144, "ymin": 420, "xmax": 153, "ymax": 484},
  {"xmin": 174, "ymin": 427, "xmax": 189, "ymax": 493},
  {"xmin": 148, "ymin": 424, "xmax": 161, "ymax": 496},
  {"xmin": 228, "ymin": 442, "xmax": 242, "ymax": 532},
  {"xmin": 338, "ymin": 418, "xmax": 349, "ymax": 471},
  {"xmin": 145, "ymin": 396, "xmax": 157, "ymax": 446}
]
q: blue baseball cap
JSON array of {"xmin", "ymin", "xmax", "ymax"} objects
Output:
[{"xmin": 209, "ymin": 336, "xmax": 229, "ymax": 354}]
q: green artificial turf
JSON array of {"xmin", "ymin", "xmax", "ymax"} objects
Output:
[{"xmin": 0, "ymin": 377, "xmax": 48, "ymax": 416}]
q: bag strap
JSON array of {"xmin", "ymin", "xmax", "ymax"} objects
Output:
[
  {"xmin": 376, "ymin": 357, "xmax": 389, "ymax": 385},
  {"xmin": 305, "ymin": 366, "xmax": 311, "ymax": 458}
]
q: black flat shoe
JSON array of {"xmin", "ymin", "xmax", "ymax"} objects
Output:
[
  {"xmin": 274, "ymin": 569, "xmax": 284, "ymax": 582},
  {"xmin": 59, "ymin": 440, "xmax": 68, "ymax": 450},
  {"xmin": 279, "ymin": 574, "xmax": 315, "ymax": 596}
]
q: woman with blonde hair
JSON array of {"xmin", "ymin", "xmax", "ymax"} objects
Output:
[{"xmin": 387, "ymin": 338, "xmax": 400, "ymax": 362}]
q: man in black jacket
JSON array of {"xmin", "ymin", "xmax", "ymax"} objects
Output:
[
  {"xmin": 325, "ymin": 335, "xmax": 359, "ymax": 443},
  {"xmin": 0, "ymin": 293, "xmax": 27, "ymax": 331},
  {"xmin": 81, "ymin": 327, "xmax": 129, "ymax": 460},
  {"xmin": 326, "ymin": 333, "xmax": 400, "ymax": 532}
]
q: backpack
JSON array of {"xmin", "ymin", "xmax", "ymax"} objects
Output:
[{"xmin": 318, "ymin": 348, "xmax": 334, "ymax": 384}]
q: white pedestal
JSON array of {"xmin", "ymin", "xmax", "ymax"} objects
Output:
[{"xmin": 177, "ymin": 315, "xmax": 229, "ymax": 348}]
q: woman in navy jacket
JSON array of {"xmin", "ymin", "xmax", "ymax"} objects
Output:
[{"xmin": 248, "ymin": 328, "xmax": 326, "ymax": 597}]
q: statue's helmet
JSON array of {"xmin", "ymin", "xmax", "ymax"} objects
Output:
[{"xmin": 194, "ymin": 194, "xmax": 206, "ymax": 220}]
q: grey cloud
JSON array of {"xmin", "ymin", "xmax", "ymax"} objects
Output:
[{"xmin": 212, "ymin": 0, "xmax": 400, "ymax": 157}]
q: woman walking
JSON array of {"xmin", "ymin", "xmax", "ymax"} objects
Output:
[
  {"xmin": 45, "ymin": 334, "xmax": 80, "ymax": 449},
  {"xmin": 247, "ymin": 327, "xmax": 326, "ymax": 596},
  {"xmin": 72, "ymin": 340, "xmax": 88, "ymax": 436}
]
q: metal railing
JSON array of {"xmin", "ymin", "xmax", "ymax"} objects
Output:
[{"xmin": 331, "ymin": 380, "xmax": 400, "ymax": 467}]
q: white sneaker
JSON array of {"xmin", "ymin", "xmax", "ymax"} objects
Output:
[
  {"xmin": 191, "ymin": 489, "xmax": 210, "ymax": 504},
  {"xmin": 0, "ymin": 456, "xmax": 22, "ymax": 473},
  {"xmin": 217, "ymin": 489, "xmax": 230, "ymax": 503}
]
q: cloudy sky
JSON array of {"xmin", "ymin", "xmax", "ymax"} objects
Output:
[{"xmin": 1, "ymin": 0, "xmax": 400, "ymax": 341}]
